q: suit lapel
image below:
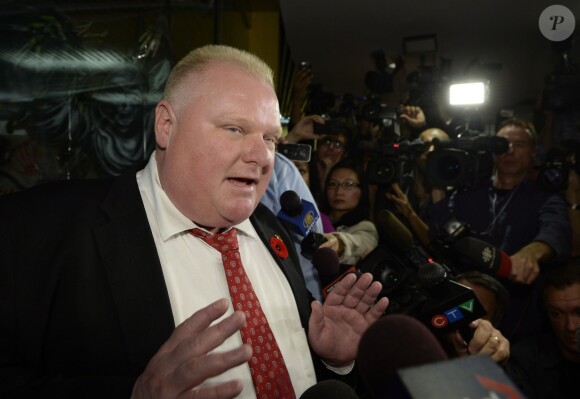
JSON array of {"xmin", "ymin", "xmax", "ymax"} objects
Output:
[
  {"xmin": 94, "ymin": 173, "xmax": 175, "ymax": 373},
  {"xmin": 250, "ymin": 204, "xmax": 312, "ymax": 329}
]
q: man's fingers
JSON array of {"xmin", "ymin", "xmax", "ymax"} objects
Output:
[
  {"xmin": 171, "ymin": 344, "xmax": 252, "ymax": 393},
  {"xmin": 159, "ymin": 298, "xmax": 231, "ymax": 354},
  {"xmin": 171, "ymin": 310, "xmax": 246, "ymax": 365},
  {"xmin": 327, "ymin": 273, "xmax": 384, "ymax": 313},
  {"xmin": 134, "ymin": 307, "xmax": 248, "ymax": 398}
]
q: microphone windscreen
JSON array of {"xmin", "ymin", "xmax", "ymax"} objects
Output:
[
  {"xmin": 453, "ymin": 237, "xmax": 512, "ymax": 278},
  {"xmin": 357, "ymin": 314, "xmax": 448, "ymax": 399},
  {"xmin": 299, "ymin": 380, "xmax": 358, "ymax": 399},
  {"xmin": 497, "ymin": 250, "xmax": 512, "ymax": 279},
  {"xmin": 378, "ymin": 209, "xmax": 414, "ymax": 252},
  {"xmin": 280, "ymin": 190, "xmax": 303, "ymax": 217},
  {"xmin": 311, "ymin": 247, "xmax": 340, "ymax": 278}
]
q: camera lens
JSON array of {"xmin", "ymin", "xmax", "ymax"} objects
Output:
[
  {"xmin": 437, "ymin": 155, "xmax": 462, "ymax": 181},
  {"xmin": 368, "ymin": 159, "xmax": 397, "ymax": 185},
  {"xmin": 538, "ymin": 165, "xmax": 568, "ymax": 192}
]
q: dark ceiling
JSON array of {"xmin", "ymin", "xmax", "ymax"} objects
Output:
[{"xmin": 280, "ymin": 0, "xmax": 580, "ymax": 123}]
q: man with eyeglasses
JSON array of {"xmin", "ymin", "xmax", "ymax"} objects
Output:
[{"xmin": 427, "ymin": 117, "xmax": 571, "ymax": 341}]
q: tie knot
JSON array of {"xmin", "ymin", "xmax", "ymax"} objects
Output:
[{"xmin": 189, "ymin": 227, "xmax": 239, "ymax": 253}]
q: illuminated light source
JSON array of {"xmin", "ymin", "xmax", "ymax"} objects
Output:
[{"xmin": 449, "ymin": 82, "xmax": 487, "ymax": 106}]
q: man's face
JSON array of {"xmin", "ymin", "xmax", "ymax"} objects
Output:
[
  {"xmin": 544, "ymin": 283, "xmax": 580, "ymax": 360},
  {"xmin": 494, "ymin": 125, "xmax": 535, "ymax": 177},
  {"xmin": 155, "ymin": 61, "xmax": 281, "ymax": 230}
]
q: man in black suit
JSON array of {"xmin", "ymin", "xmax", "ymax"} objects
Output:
[{"xmin": 0, "ymin": 45, "xmax": 389, "ymax": 398}]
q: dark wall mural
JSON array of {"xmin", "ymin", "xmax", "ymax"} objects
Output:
[{"xmin": 0, "ymin": 2, "xmax": 174, "ymax": 194}]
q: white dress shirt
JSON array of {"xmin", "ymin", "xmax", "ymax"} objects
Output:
[{"xmin": 136, "ymin": 154, "xmax": 317, "ymax": 398}]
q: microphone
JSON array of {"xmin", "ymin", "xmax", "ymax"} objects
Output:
[
  {"xmin": 277, "ymin": 190, "xmax": 320, "ymax": 237},
  {"xmin": 416, "ymin": 262, "xmax": 487, "ymax": 342},
  {"xmin": 357, "ymin": 313, "xmax": 448, "ymax": 399},
  {"xmin": 312, "ymin": 247, "xmax": 359, "ymax": 300},
  {"xmin": 379, "ymin": 209, "xmax": 414, "ymax": 250},
  {"xmin": 452, "ymin": 237, "xmax": 512, "ymax": 278},
  {"xmin": 311, "ymin": 247, "xmax": 341, "ymax": 286},
  {"xmin": 277, "ymin": 190, "xmax": 326, "ymax": 259},
  {"xmin": 299, "ymin": 380, "xmax": 358, "ymax": 399},
  {"xmin": 576, "ymin": 326, "xmax": 580, "ymax": 353},
  {"xmin": 378, "ymin": 210, "xmax": 437, "ymax": 270}
]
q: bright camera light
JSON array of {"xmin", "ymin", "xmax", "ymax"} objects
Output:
[{"xmin": 449, "ymin": 82, "xmax": 487, "ymax": 106}]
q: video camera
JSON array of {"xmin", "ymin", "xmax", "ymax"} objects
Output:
[
  {"xmin": 360, "ymin": 98, "xmax": 402, "ymax": 135},
  {"xmin": 425, "ymin": 131, "xmax": 509, "ymax": 190},
  {"xmin": 536, "ymin": 140, "xmax": 580, "ymax": 192},
  {"xmin": 365, "ymin": 138, "xmax": 427, "ymax": 187}
]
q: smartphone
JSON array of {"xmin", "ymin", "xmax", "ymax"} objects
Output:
[
  {"xmin": 313, "ymin": 120, "xmax": 341, "ymax": 135},
  {"xmin": 277, "ymin": 143, "xmax": 312, "ymax": 162}
]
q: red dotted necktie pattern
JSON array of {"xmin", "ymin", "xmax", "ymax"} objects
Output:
[{"xmin": 189, "ymin": 228, "xmax": 296, "ymax": 399}]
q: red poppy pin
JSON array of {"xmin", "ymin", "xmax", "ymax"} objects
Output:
[{"xmin": 270, "ymin": 235, "xmax": 288, "ymax": 259}]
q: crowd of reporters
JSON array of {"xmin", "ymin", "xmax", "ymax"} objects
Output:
[{"xmin": 278, "ymin": 62, "xmax": 580, "ymax": 398}]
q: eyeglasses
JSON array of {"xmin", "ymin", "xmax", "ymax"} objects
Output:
[
  {"xmin": 327, "ymin": 180, "xmax": 361, "ymax": 191},
  {"xmin": 319, "ymin": 137, "xmax": 346, "ymax": 150}
]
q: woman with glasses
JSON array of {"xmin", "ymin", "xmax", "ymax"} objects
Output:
[
  {"xmin": 317, "ymin": 159, "xmax": 379, "ymax": 266},
  {"xmin": 308, "ymin": 128, "xmax": 353, "ymax": 204}
]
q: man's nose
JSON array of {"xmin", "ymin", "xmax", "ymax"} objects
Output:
[{"xmin": 243, "ymin": 134, "xmax": 273, "ymax": 167}]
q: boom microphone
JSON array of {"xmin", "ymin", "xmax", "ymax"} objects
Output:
[
  {"xmin": 299, "ymin": 380, "xmax": 358, "ymax": 399},
  {"xmin": 452, "ymin": 237, "xmax": 512, "ymax": 278},
  {"xmin": 311, "ymin": 247, "xmax": 341, "ymax": 286},
  {"xmin": 357, "ymin": 313, "xmax": 448, "ymax": 399},
  {"xmin": 277, "ymin": 190, "xmax": 320, "ymax": 237},
  {"xmin": 312, "ymin": 247, "xmax": 359, "ymax": 300},
  {"xmin": 378, "ymin": 210, "xmax": 437, "ymax": 270},
  {"xmin": 378, "ymin": 209, "xmax": 414, "ymax": 252}
]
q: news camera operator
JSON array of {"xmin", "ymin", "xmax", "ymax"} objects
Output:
[
  {"xmin": 427, "ymin": 117, "xmax": 572, "ymax": 340},
  {"xmin": 383, "ymin": 127, "xmax": 451, "ymax": 247}
]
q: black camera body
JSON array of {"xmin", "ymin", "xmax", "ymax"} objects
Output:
[
  {"xmin": 537, "ymin": 141, "xmax": 580, "ymax": 192},
  {"xmin": 312, "ymin": 120, "xmax": 341, "ymax": 135},
  {"xmin": 300, "ymin": 232, "xmax": 328, "ymax": 259},
  {"xmin": 366, "ymin": 138, "xmax": 427, "ymax": 186},
  {"xmin": 361, "ymin": 101, "xmax": 402, "ymax": 131},
  {"xmin": 425, "ymin": 133, "xmax": 509, "ymax": 190},
  {"xmin": 357, "ymin": 243, "xmax": 486, "ymax": 336}
]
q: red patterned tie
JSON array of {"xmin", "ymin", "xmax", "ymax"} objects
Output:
[{"xmin": 189, "ymin": 227, "xmax": 296, "ymax": 399}]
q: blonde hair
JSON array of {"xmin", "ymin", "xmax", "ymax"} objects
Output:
[{"xmin": 163, "ymin": 44, "xmax": 274, "ymax": 104}]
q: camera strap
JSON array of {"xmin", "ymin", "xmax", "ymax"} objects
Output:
[
  {"xmin": 481, "ymin": 177, "xmax": 524, "ymax": 236},
  {"xmin": 447, "ymin": 177, "xmax": 524, "ymax": 237}
]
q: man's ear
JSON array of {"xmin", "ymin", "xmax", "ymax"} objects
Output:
[{"xmin": 155, "ymin": 100, "xmax": 174, "ymax": 150}]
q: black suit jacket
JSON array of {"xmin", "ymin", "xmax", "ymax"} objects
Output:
[{"xmin": 0, "ymin": 171, "xmax": 338, "ymax": 398}]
